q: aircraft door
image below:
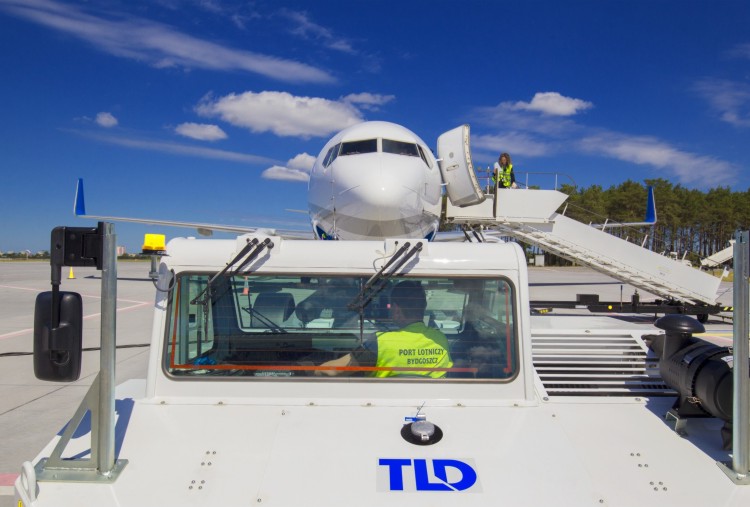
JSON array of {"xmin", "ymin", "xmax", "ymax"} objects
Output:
[{"xmin": 437, "ymin": 125, "xmax": 486, "ymax": 207}]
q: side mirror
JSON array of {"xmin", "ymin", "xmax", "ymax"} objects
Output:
[{"xmin": 33, "ymin": 291, "xmax": 83, "ymax": 381}]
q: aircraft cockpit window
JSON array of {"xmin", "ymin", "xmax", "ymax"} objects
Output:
[
  {"xmin": 382, "ymin": 139, "xmax": 419, "ymax": 158},
  {"xmin": 417, "ymin": 145, "xmax": 432, "ymax": 168},
  {"xmin": 322, "ymin": 144, "xmax": 340, "ymax": 167},
  {"xmin": 165, "ymin": 274, "xmax": 518, "ymax": 382},
  {"xmin": 340, "ymin": 139, "xmax": 377, "ymax": 156}
]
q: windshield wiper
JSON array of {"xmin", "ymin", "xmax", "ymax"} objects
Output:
[
  {"xmin": 348, "ymin": 241, "xmax": 423, "ymax": 312},
  {"xmin": 242, "ymin": 306, "xmax": 285, "ymax": 333},
  {"xmin": 190, "ymin": 237, "xmax": 273, "ymax": 306},
  {"xmin": 189, "ymin": 237, "xmax": 274, "ymax": 341}
]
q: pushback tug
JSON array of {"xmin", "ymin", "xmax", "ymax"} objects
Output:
[{"xmin": 16, "ymin": 224, "xmax": 750, "ymax": 506}]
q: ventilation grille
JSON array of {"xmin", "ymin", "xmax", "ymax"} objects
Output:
[{"xmin": 532, "ymin": 331, "xmax": 675, "ymax": 397}]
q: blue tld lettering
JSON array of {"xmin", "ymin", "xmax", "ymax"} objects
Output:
[
  {"xmin": 378, "ymin": 458, "xmax": 411, "ymax": 491},
  {"xmin": 432, "ymin": 459, "xmax": 478, "ymax": 491},
  {"xmin": 414, "ymin": 459, "xmax": 452, "ymax": 491},
  {"xmin": 379, "ymin": 458, "xmax": 478, "ymax": 492}
]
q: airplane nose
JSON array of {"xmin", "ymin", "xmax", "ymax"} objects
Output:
[{"xmin": 338, "ymin": 156, "xmax": 423, "ymax": 218}]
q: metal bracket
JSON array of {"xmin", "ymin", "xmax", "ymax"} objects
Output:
[
  {"xmin": 717, "ymin": 461, "xmax": 750, "ymax": 485},
  {"xmin": 35, "ymin": 373, "xmax": 128, "ymax": 482},
  {"xmin": 35, "ymin": 222, "xmax": 127, "ymax": 483},
  {"xmin": 664, "ymin": 409, "xmax": 688, "ymax": 437}
]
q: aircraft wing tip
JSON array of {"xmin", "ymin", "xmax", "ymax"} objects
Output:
[
  {"xmin": 74, "ymin": 178, "xmax": 86, "ymax": 216},
  {"xmin": 645, "ymin": 186, "xmax": 656, "ymax": 224}
]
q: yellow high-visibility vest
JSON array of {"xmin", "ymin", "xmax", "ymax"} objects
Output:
[
  {"xmin": 492, "ymin": 163, "xmax": 513, "ymax": 187},
  {"xmin": 371, "ymin": 322, "xmax": 453, "ymax": 378}
]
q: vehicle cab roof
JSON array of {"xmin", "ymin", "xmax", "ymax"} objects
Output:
[{"xmin": 163, "ymin": 235, "xmax": 527, "ymax": 276}]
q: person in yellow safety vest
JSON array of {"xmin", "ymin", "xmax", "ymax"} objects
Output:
[
  {"xmin": 316, "ymin": 281, "xmax": 453, "ymax": 378},
  {"xmin": 492, "ymin": 152, "xmax": 518, "ymax": 189}
]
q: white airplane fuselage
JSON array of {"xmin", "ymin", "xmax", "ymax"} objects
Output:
[{"xmin": 307, "ymin": 121, "xmax": 442, "ymax": 241}]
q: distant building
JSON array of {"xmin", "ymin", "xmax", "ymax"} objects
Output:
[{"xmin": 116, "ymin": 246, "xmax": 127, "ymax": 256}]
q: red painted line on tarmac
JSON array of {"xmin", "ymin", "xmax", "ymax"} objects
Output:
[
  {"xmin": 0, "ymin": 284, "xmax": 43, "ymax": 293},
  {"xmin": 0, "ymin": 284, "xmax": 150, "ymax": 305},
  {"xmin": 0, "ymin": 473, "xmax": 18, "ymax": 486},
  {"xmin": 0, "ymin": 302, "xmax": 151, "ymax": 340}
]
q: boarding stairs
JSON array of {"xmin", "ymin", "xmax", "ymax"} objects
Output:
[
  {"xmin": 444, "ymin": 190, "xmax": 721, "ymax": 305},
  {"xmin": 436, "ymin": 125, "xmax": 723, "ymax": 306},
  {"xmin": 700, "ymin": 240, "xmax": 735, "ymax": 268},
  {"xmin": 501, "ymin": 216, "xmax": 710, "ymax": 304}
]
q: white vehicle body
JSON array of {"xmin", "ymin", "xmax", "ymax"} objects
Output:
[{"xmin": 16, "ymin": 234, "xmax": 750, "ymax": 506}]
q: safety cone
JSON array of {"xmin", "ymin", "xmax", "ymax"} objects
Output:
[{"xmin": 68, "ymin": 267, "xmax": 75, "ymax": 279}]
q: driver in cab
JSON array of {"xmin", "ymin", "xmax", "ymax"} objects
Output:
[{"xmin": 317, "ymin": 281, "xmax": 453, "ymax": 378}]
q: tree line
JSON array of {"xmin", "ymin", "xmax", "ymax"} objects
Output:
[{"xmin": 556, "ymin": 179, "xmax": 749, "ymax": 265}]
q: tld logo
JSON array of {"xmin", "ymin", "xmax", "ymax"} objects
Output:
[{"xmin": 377, "ymin": 458, "xmax": 480, "ymax": 492}]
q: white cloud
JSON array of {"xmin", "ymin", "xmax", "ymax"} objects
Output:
[
  {"xmin": 727, "ymin": 42, "xmax": 750, "ymax": 60},
  {"xmin": 473, "ymin": 120, "xmax": 738, "ymax": 187},
  {"xmin": 175, "ymin": 122, "xmax": 227, "ymax": 141},
  {"xmin": 262, "ymin": 166, "xmax": 309, "ymax": 182},
  {"xmin": 280, "ymin": 9, "xmax": 355, "ymax": 54},
  {"xmin": 0, "ymin": 0, "xmax": 333, "ymax": 83},
  {"xmin": 196, "ymin": 91, "xmax": 364, "ymax": 138},
  {"xmin": 262, "ymin": 152, "xmax": 315, "ymax": 182},
  {"xmin": 694, "ymin": 78, "xmax": 750, "ymax": 127},
  {"xmin": 474, "ymin": 102, "xmax": 580, "ymax": 137},
  {"xmin": 579, "ymin": 133, "xmax": 736, "ymax": 186},
  {"xmin": 471, "ymin": 95, "xmax": 584, "ymax": 158},
  {"xmin": 341, "ymin": 93, "xmax": 395, "ymax": 111},
  {"xmin": 287, "ymin": 152, "xmax": 316, "ymax": 171},
  {"xmin": 472, "ymin": 132, "xmax": 552, "ymax": 157},
  {"xmin": 74, "ymin": 130, "xmax": 278, "ymax": 165},
  {"xmin": 472, "ymin": 92, "xmax": 735, "ymax": 187},
  {"xmin": 511, "ymin": 92, "xmax": 593, "ymax": 116},
  {"xmin": 95, "ymin": 111, "xmax": 118, "ymax": 128}
]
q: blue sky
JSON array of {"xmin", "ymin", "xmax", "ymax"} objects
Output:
[{"xmin": 1, "ymin": 0, "xmax": 748, "ymax": 252}]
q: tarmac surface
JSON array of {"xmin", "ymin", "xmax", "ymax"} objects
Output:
[{"xmin": 0, "ymin": 261, "xmax": 736, "ymax": 505}]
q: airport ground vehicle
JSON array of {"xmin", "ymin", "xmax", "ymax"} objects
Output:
[{"xmin": 16, "ymin": 225, "xmax": 750, "ymax": 506}]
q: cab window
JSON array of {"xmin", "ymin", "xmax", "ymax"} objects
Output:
[{"xmin": 165, "ymin": 274, "xmax": 518, "ymax": 381}]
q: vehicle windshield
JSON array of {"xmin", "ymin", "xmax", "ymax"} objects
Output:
[{"xmin": 166, "ymin": 274, "xmax": 517, "ymax": 380}]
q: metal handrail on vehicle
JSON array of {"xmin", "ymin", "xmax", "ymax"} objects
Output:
[{"xmin": 474, "ymin": 168, "xmax": 577, "ymax": 193}]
